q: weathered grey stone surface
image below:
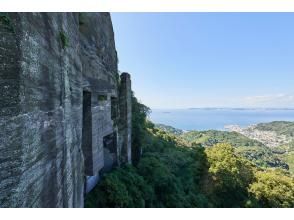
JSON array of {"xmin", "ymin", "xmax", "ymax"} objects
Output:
[
  {"xmin": 0, "ymin": 12, "xmax": 132, "ymax": 208},
  {"xmin": 119, "ymin": 72, "xmax": 132, "ymax": 164}
]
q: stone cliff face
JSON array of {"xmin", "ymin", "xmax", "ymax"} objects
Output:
[{"xmin": 0, "ymin": 12, "xmax": 132, "ymax": 208}]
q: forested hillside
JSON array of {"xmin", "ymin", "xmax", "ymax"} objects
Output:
[
  {"xmin": 253, "ymin": 122, "xmax": 294, "ymax": 173},
  {"xmin": 85, "ymin": 95, "xmax": 294, "ymax": 208},
  {"xmin": 255, "ymin": 121, "xmax": 294, "ymax": 137},
  {"xmin": 155, "ymin": 123, "xmax": 184, "ymax": 135},
  {"xmin": 181, "ymin": 130, "xmax": 289, "ymax": 170},
  {"xmin": 181, "ymin": 130, "xmax": 264, "ymax": 148}
]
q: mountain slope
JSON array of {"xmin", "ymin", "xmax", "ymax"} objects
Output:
[
  {"xmin": 180, "ymin": 130, "xmax": 289, "ymax": 170},
  {"xmin": 155, "ymin": 123, "xmax": 184, "ymax": 135},
  {"xmin": 255, "ymin": 121, "xmax": 294, "ymax": 138}
]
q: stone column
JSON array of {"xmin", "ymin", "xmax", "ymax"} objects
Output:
[{"xmin": 119, "ymin": 72, "xmax": 132, "ymax": 164}]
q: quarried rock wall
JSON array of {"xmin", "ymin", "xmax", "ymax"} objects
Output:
[{"xmin": 0, "ymin": 12, "xmax": 132, "ymax": 208}]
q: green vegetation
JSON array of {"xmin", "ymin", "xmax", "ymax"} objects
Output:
[
  {"xmin": 280, "ymin": 152, "xmax": 294, "ymax": 174},
  {"xmin": 131, "ymin": 92, "xmax": 150, "ymax": 164},
  {"xmin": 85, "ymin": 96, "xmax": 294, "ymax": 208},
  {"xmin": 248, "ymin": 169, "xmax": 294, "ymax": 208},
  {"xmin": 181, "ymin": 130, "xmax": 289, "ymax": 170},
  {"xmin": 0, "ymin": 14, "xmax": 11, "ymax": 26},
  {"xmin": 59, "ymin": 31, "xmax": 69, "ymax": 49},
  {"xmin": 255, "ymin": 121, "xmax": 294, "ymax": 137},
  {"xmin": 182, "ymin": 130, "xmax": 264, "ymax": 148},
  {"xmin": 235, "ymin": 146, "xmax": 289, "ymax": 170},
  {"xmin": 86, "ymin": 124, "xmax": 210, "ymax": 207},
  {"xmin": 252, "ymin": 121, "xmax": 294, "ymax": 173},
  {"xmin": 0, "ymin": 13, "xmax": 14, "ymax": 32},
  {"xmin": 79, "ymin": 12, "xmax": 86, "ymax": 26},
  {"xmin": 205, "ymin": 143, "xmax": 255, "ymax": 207},
  {"xmin": 98, "ymin": 95, "xmax": 107, "ymax": 101},
  {"xmin": 155, "ymin": 123, "xmax": 184, "ymax": 135},
  {"xmin": 278, "ymin": 145, "xmax": 294, "ymax": 174},
  {"xmin": 85, "ymin": 165, "xmax": 153, "ymax": 208}
]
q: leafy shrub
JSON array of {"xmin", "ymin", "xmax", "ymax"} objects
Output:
[
  {"xmin": 249, "ymin": 169, "xmax": 294, "ymax": 208},
  {"xmin": 205, "ymin": 143, "xmax": 255, "ymax": 207},
  {"xmin": 85, "ymin": 165, "xmax": 153, "ymax": 208}
]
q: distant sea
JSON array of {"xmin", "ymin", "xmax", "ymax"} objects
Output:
[{"xmin": 150, "ymin": 108, "xmax": 294, "ymax": 131}]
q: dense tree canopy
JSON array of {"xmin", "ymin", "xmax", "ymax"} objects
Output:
[
  {"xmin": 248, "ymin": 169, "xmax": 294, "ymax": 208},
  {"xmin": 85, "ymin": 94, "xmax": 294, "ymax": 208},
  {"xmin": 205, "ymin": 143, "xmax": 255, "ymax": 207}
]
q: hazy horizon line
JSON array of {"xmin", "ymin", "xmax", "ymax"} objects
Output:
[{"xmin": 151, "ymin": 107, "xmax": 294, "ymax": 110}]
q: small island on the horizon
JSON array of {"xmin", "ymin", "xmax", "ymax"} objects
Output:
[
  {"xmin": 150, "ymin": 108, "xmax": 294, "ymax": 132},
  {"xmin": 186, "ymin": 107, "xmax": 294, "ymax": 111}
]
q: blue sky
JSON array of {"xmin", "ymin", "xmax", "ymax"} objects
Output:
[{"xmin": 111, "ymin": 13, "xmax": 294, "ymax": 109}]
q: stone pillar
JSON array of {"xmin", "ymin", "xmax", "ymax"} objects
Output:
[{"xmin": 119, "ymin": 72, "xmax": 132, "ymax": 164}]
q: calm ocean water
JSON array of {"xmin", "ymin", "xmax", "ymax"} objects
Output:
[{"xmin": 150, "ymin": 109, "xmax": 294, "ymax": 131}]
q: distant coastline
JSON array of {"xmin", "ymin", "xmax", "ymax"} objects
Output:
[
  {"xmin": 152, "ymin": 107, "xmax": 294, "ymax": 112},
  {"xmin": 187, "ymin": 107, "xmax": 294, "ymax": 111},
  {"xmin": 150, "ymin": 108, "xmax": 294, "ymax": 131}
]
